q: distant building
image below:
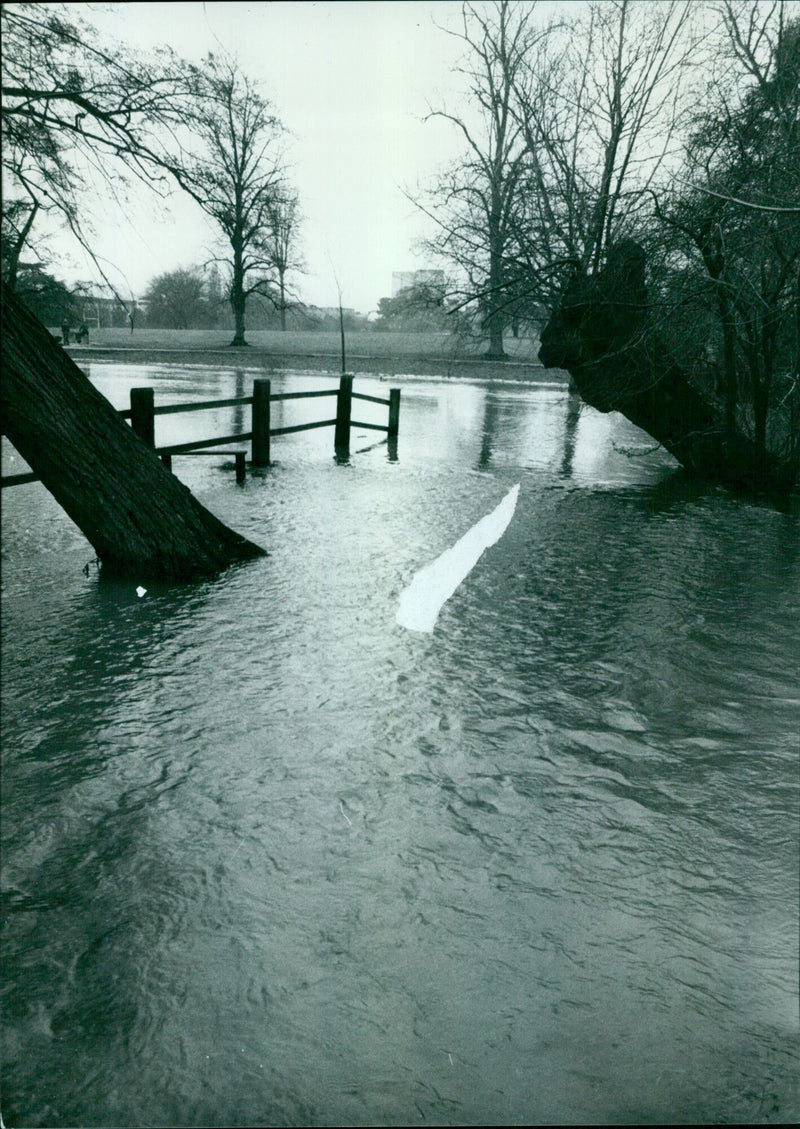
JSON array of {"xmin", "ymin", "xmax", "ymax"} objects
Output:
[
  {"xmin": 391, "ymin": 272, "xmax": 415, "ymax": 296},
  {"xmin": 391, "ymin": 269, "xmax": 445, "ymax": 297},
  {"xmin": 79, "ymin": 288, "xmax": 146, "ymax": 327}
]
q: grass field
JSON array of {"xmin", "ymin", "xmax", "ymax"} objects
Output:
[
  {"xmin": 57, "ymin": 326, "xmax": 539, "ymax": 357},
  {"xmin": 54, "ymin": 327, "xmax": 548, "ymax": 379}
]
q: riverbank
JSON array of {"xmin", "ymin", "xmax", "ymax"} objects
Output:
[{"xmin": 60, "ymin": 327, "xmax": 561, "ymax": 382}]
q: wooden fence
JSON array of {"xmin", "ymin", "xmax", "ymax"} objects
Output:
[{"xmin": 1, "ymin": 375, "xmax": 401, "ymax": 488}]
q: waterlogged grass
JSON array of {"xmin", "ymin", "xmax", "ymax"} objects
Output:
[{"xmin": 56, "ymin": 326, "xmax": 542, "ymax": 364}]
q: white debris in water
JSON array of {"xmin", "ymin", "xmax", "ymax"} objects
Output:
[
  {"xmin": 396, "ymin": 483, "xmax": 520, "ymax": 634},
  {"xmin": 136, "ymin": 586, "xmax": 147, "ymax": 598}
]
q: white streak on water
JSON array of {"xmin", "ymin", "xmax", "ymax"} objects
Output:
[{"xmin": 396, "ymin": 483, "xmax": 520, "ymax": 634}]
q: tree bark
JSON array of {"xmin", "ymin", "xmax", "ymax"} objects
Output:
[
  {"xmin": 486, "ymin": 313, "xmax": 506, "ymax": 360},
  {"xmin": 485, "ymin": 215, "xmax": 507, "ymax": 360},
  {"xmin": 230, "ymin": 236, "xmax": 247, "ymax": 346},
  {"xmin": 1, "ymin": 281, "xmax": 266, "ymax": 577},
  {"xmin": 278, "ymin": 271, "xmax": 287, "ymax": 331},
  {"xmin": 538, "ymin": 242, "xmax": 795, "ymax": 494}
]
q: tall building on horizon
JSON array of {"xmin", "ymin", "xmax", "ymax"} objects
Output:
[{"xmin": 391, "ymin": 269, "xmax": 445, "ymax": 297}]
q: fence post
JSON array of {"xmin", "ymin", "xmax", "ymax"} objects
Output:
[
  {"xmin": 335, "ymin": 374, "xmax": 353, "ymax": 454},
  {"xmin": 235, "ymin": 451, "xmax": 246, "ymax": 484},
  {"xmin": 251, "ymin": 378, "xmax": 271, "ymax": 466},
  {"xmin": 388, "ymin": 388, "xmax": 401, "ymax": 439},
  {"xmin": 130, "ymin": 387, "xmax": 155, "ymax": 447}
]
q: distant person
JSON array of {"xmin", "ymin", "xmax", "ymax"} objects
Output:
[
  {"xmin": 60, "ymin": 317, "xmax": 72, "ymax": 345},
  {"xmin": 76, "ymin": 323, "xmax": 89, "ymax": 343}
]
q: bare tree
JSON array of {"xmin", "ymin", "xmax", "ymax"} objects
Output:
[
  {"xmin": 263, "ymin": 190, "xmax": 304, "ymax": 330},
  {"xmin": 417, "ymin": 1, "xmax": 549, "ymax": 358},
  {"xmin": 180, "ymin": 55, "xmax": 288, "ymax": 346},
  {"xmin": 507, "ymin": 0, "xmax": 695, "ymax": 299},
  {"xmin": 418, "ymin": 1, "xmax": 694, "ymax": 345}
]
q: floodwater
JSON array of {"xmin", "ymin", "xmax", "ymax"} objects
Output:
[{"xmin": 2, "ymin": 364, "xmax": 798, "ymax": 1127}]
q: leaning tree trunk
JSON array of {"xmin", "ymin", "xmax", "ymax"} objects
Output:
[
  {"xmin": 538, "ymin": 242, "xmax": 796, "ymax": 495},
  {"xmin": 1, "ymin": 282, "xmax": 266, "ymax": 578}
]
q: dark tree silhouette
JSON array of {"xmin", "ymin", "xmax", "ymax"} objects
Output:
[
  {"xmin": 539, "ymin": 242, "xmax": 797, "ymax": 494},
  {"xmin": 1, "ymin": 3, "xmax": 197, "ymax": 305},
  {"xmin": 652, "ymin": 7, "xmax": 800, "ymax": 473}
]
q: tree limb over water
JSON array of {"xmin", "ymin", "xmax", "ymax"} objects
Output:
[{"xmin": 539, "ymin": 241, "xmax": 798, "ymax": 495}]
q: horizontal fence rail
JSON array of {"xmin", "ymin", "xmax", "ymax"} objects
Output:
[
  {"xmin": 152, "ymin": 395, "xmax": 253, "ymax": 415},
  {"xmin": 353, "ymin": 391, "xmax": 392, "ymax": 406},
  {"xmin": 2, "ymin": 376, "xmax": 400, "ymax": 488},
  {"xmin": 271, "ymin": 389, "xmax": 339, "ymax": 402},
  {"xmin": 269, "ymin": 419, "xmax": 339, "ymax": 437},
  {"xmin": 157, "ymin": 432, "xmax": 253, "ymax": 455}
]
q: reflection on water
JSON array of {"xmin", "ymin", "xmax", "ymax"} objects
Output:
[{"xmin": 2, "ymin": 365, "xmax": 799, "ymax": 1126}]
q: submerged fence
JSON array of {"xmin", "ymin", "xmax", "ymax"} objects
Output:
[{"xmin": 1, "ymin": 375, "xmax": 401, "ymax": 488}]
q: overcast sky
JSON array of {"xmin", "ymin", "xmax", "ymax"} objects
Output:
[{"xmin": 67, "ymin": 0, "xmax": 482, "ymax": 313}]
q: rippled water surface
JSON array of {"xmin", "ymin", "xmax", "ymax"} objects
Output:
[{"xmin": 2, "ymin": 365, "xmax": 799, "ymax": 1126}]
